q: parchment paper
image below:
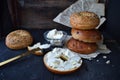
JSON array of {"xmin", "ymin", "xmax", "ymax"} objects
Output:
[
  {"xmin": 53, "ymin": 0, "xmax": 110, "ymax": 59},
  {"xmin": 53, "ymin": 0, "xmax": 105, "ymax": 28}
]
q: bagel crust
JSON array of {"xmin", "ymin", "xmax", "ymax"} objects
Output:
[
  {"xmin": 43, "ymin": 48, "xmax": 82, "ymax": 74},
  {"xmin": 70, "ymin": 11, "xmax": 100, "ymax": 30},
  {"xmin": 67, "ymin": 38, "xmax": 98, "ymax": 54},
  {"xmin": 71, "ymin": 28, "xmax": 102, "ymax": 43},
  {"xmin": 5, "ymin": 30, "xmax": 33, "ymax": 49}
]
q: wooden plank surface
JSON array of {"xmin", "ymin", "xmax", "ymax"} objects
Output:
[
  {"xmin": 8, "ymin": 0, "xmax": 106, "ymax": 29},
  {"xmin": 17, "ymin": 0, "xmax": 77, "ymax": 29},
  {"xmin": 0, "ymin": 29, "xmax": 120, "ymax": 80}
]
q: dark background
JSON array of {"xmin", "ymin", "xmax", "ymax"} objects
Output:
[
  {"xmin": 0, "ymin": 0, "xmax": 13, "ymax": 38},
  {"xmin": 0, "ymin": 0, "xmax": 120, "ymax": 43},
  {"xmin": 104, "ymin": 0, "xmax": 120, "ymax": 43},
  {"xmin": 0, "ymin": 0, "xmax": 120, "ymax": 80}
]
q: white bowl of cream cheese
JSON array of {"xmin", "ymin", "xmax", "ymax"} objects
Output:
[{"xmin": 44, "ymin": 29, "xmax": 67, "ymax": 46}]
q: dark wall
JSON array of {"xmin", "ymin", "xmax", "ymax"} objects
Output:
[
  {"xmin": 105, "ymin": 0, "xmax": 120, "ymax": 42},
  {"xmin": 0, "ymin": 0, "xmax": 13, "ymax": 38},
  {"xmin": 0, "ymin": 0, "xmax": 120, "ymax": 42}
]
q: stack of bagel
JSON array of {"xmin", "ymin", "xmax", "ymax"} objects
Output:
[{"xmin": 67, "ymin": 11, "xmax": 102, "ymax": 54}]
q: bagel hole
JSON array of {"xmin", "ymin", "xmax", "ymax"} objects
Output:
[{"xmin": 60, "ymin": 54, "xmax": 68, "ymax": 61}]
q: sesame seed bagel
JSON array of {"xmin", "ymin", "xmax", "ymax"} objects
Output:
[
  {"xmin": 5, "ymin": 30, "xmax": 33, "ymax": 49},
  {"xmin": 70, "ymin": 11, "xmax": 100, "ymax": 30}
]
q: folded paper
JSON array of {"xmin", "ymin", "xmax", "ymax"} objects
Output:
[{"xmin": 53, "ymin": 0, "xmax": 105, "ymax": 28}]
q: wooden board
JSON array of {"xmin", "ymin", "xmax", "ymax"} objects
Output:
[{"xmin": 8, "ymin": 0, "xmax": 106, "ymax": 29}]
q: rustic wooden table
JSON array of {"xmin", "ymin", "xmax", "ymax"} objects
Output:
[{"xmin": 0, "ymin": 29, "xmax": 120, "ymax": 80}]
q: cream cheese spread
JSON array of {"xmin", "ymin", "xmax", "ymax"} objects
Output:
[{"xmin": 46, "ymin": 48, "xmax": 82, "ymax": 71}]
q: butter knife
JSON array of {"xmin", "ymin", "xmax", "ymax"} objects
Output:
[{"xmin": 0, "ymin": 48, "xmax": 40, "ymax": 67}]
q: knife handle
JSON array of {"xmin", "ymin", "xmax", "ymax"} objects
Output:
[
  {"xmin": 0, "ymin": 48, "xmax": 40, "ymax": 67},
  {"xmin": 0, "ymin": 52, "xmax": 30, "ymax": 67}
]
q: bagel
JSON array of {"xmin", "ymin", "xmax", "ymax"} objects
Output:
[
  {"xmin": 67, "ymin": 38, "xmax": 98, "ymax": 54},
  {"xmin": 71, "ymin": 28, "xmax": 102, "ymax": 43},
  {"xmin": 5, "ymin": 30, "xmax": 33, "ymax": 49},
  {"xmin": 43, "ymin": 48, "xmax": 82, "ymax": 74},
  {"xmin": 70, "ymin": 11, "xmax": 100, "ymax": 30}
]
